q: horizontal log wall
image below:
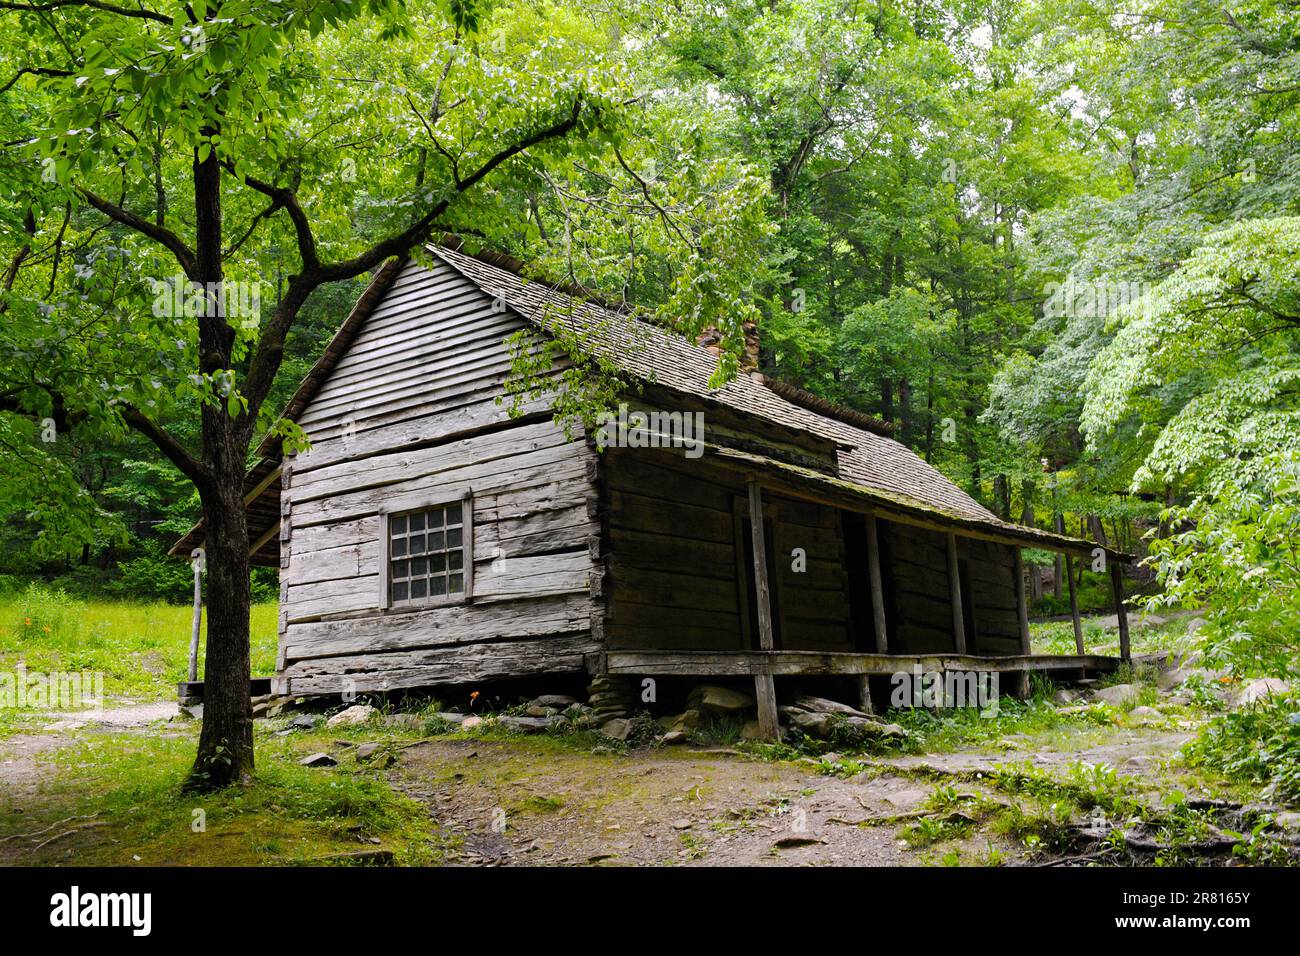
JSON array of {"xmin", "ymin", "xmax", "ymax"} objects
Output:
[
  {"xmin": 602, "ymin": 447, "xmax": 851, "ymax": 653},
  {"xmin": 882, "ymin": 520, "xmax": 1021, "ymax": 655},
  {"xmin": 277, "ymin": 260, "xmax": 600, "ymax": 696}
]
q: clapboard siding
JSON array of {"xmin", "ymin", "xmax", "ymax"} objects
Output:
[{"xmin": 277, "ymin": 260, "xmax": 599, "ymax": 696}]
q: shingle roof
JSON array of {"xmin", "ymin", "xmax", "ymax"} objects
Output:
[
  {"xmin": 173, "ymin": 237, "xmax": 1127, "ymax": 561},
  {"xmin": 430, "ymin": 243, "xmax": 995, "ymax": 524}
]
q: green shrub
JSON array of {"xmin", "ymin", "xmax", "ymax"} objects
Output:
[{"xmin": 1184, "ymin": 696, "xmax": 1300, "ymax": 802}]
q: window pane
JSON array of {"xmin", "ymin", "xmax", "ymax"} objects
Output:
[
  {"xmin": 391, "ymin": 537, "xmax": 407, "ymax": 558},
  {"xmin": 449, "ymin": 573, "xmax": 463, "ymax": 594},
  {"xmin": 392, "ymin": 559, "xmax": 409, "ymax": 579},
  {"xmin": 429, "ymin": 530, "xmax": 444, "ymax": 551},
  {"xmin": 446, "ymin": 527, "xmax": 462, "ymax": 548},
  {"xmin": 391, "ymin": 581, "xmax": 408, "ymax": 603},
  {"xmin": 448, "ymin": 550, "xmax": 463, "ymax": 571},
  {"xmin": 430, "ymin": 552, "xmax": 445, "ymax": 573},
  {"xmin": 428, "ymin": 508, "xmax": 444, "ymax": 528},
  {"xmin": 391, "ymin": 514, "xmax": 407, "ymax": 535},
  {"xmin": 411, "ymin": 557, "xmax": 427, "ymax": 576},
  {"xmin": 408, "ymin": 533, "xmax": 425, "ymax": 555},
  {"xmin": 447, "ymin": 502, "xmax": 462, "ymax": 525},
  {"xmin": 408, "ymin": 512, "xmax": 425, "ymax": 532},
  {"xmin": 430, "ymin": 576, "xmax": 446, "ymax": 596},
  {"xmin": 410, "ymin": 577, "xmax": 427, "ymax": 599}
]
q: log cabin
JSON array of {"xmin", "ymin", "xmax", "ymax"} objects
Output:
[{"xmin": 173, "ymin": 237, "xmax": 1131, "ymax": 736}]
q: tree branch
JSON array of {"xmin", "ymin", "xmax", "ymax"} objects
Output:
[
  {"xmin": 0, "ymin": 0, "xmax": 169, "ymax": 22},
  {"xmin": 77, "ymin": 187, "xmax": 199, "ymax": 280}
]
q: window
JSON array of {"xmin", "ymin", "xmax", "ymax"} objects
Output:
[{"xmin": 380, "ymin": 495, "xmax": 473, "ymax": 608}]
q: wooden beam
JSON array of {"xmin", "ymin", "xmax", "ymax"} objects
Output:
[
  {"xmin": 1111, "ymin": 562, "xmax": 1131, "ymax": 663},
  {"xmin": 606, "ymin": 649, "xmax": 1121, "ymax": 677},
  {"xmin": 248, "ymin": 519, "xmax": 282, "ymax": 558},
  {"xmin": 746, "ymin": 478, "xmax": 779, "ymax": 740},
  {"xmin": 946, "ymin": 533, "xmax": 967, "ymax": 654},
  {"xmin": 1065, "ymin": 553, "xmax": 1084, "ymax": 655},
  {"xmin": 864, "ymin": 514, "xmax": 889, "ymax": 653},
  {"xmin": 1013, "ymin": 548, "xmax": 1032, "ymax": 697},
  {"xmin": 243, "ymin": 463, "xmax": 282, "ymax": 505}
]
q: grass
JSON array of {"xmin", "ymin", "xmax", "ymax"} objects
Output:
[
  {"xmin": 0, "ymin": 583, "xmax": 278, "ymax": 706},
  {"xmin": 0, "ymin": 722, "xmax": 455, "ymax": 865}
]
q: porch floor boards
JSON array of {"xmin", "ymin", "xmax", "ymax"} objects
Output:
[{"xmin": 605, "ymin": 649, "xmax": 1119, "ymax": 677}]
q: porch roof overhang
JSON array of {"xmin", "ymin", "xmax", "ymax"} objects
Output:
[{"xmin": 692, "ymin": 441, "xmax": 1134, "ymax": 563}]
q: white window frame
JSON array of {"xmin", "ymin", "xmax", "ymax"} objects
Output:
[{"xmin": 378, "ymin": 489, "xmax": 474, "ymax": 610}]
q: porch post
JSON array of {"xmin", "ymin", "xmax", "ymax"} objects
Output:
[
  {"xmin": 1065, "ymin": 553, "xmax": 1084, "ymax": 654},
  {"xmin": 864, "ymin": 514, "xmax": 889, "ymax": 654},
  {"xmin": 747, "ymin": 478, "xmax": 780, "ymax": 739},
  {"xmin": 1110, "ymin": 561, "xmax": 1131, "ymax": 663},
  {"xmin": 1013, "ymin": 547, "xmax": 1031, "ymax": 696},
  {"xmin": 946, "ymin": 533, "xmax": 967, "ymax": 654}
]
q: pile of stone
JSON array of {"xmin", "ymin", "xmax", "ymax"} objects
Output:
[
  {"xmin": 587, "ymin": 676, "xmax": 636, "ymax": 723},
  {"xmin": 779, "ymin": 695, "xmax": 904, "ymax": 743}
]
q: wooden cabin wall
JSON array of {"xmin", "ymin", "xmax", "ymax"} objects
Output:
[
  {"xmin": 883, "ymin": 520, "xmax": 1022, "ymax": 655},
  {"xmin": 275, "ymin": 261, "xmax": 601, "ymax": 696},
  {"xmin": 602, "ymin": 447, "xmax": 852, "ymax": 653}
]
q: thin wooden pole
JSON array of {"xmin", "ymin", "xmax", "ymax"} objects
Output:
[
  {"xmin": 1111, "ymin": 562, "xmax": 1131, "ymax": 663},
  {"xmin": 747, "ymin": 479, "xmax": 779, "ymax": 739},
  {"xmin": 187, "ymin": 549, "xmax": 204, "ymax": 684},
  {"xmin": 1013, "ymin": 548, "xmax": 1031, "ymax": 697},
  {"xmin": 946, "ymin": 533, "xmax": 967, "ymax": 653},
  {"xmin": 1065, "ymin": 553, "xmax": 1084, "ymax": 655},
  {"xmin": 864, "ymin": 514, "xmax": 889, "ymax": 654}
]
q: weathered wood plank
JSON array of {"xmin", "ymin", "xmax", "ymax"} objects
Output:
[{"xmin": 606, "ymin": 649, "xmax": 1121, "ymax": 677}]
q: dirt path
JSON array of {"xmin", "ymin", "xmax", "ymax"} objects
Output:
[{"xmin": 387, "ymin": 727, "xmax": 1195, "ymax": 866}]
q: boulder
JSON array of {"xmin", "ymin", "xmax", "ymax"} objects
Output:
[
  {"xmin": 326, "ymin": 704, "xmax": 378, "ymax": 727},
  {"xmin": 794, "ymin": 695, "xmax": 870, "ymax": 718},
  {"xmin": 1092, "ymin": 683, "xmax": 1141, "ymax": 707},
  {"xmin": 659, "ymin": 731, "xmax": 689, "ymax": 746},
  {"xmin": 355, "ymin": 742, "xmax": 383, "ymax": 761},
  {"xmin": 499, "ymin": 715, "xmax": 561, "ymax": 734},
  {"xmin": 525, "ymin": 705, "xmax": 559, "ymax": 718},
  {"xmin": 781, "ymin": 708, "xmax": 834, "ymax": 737},
  {"xmin": 460, "ymin": 715, "xmax": 484, "ymax": 730},
  {"xmin": 600, "ymin": 718, "xmax": 631, "ymax": 741},
  {"xmin": 1051, "ymin": 689, "xmax": 1078, "ymax": 706},
  {"xmin": 381, "ymin": 713, "xmax": 425, "ymax": 730},
  {"xmin": 1235, "ymin": 678, "xmax": 1291, "ymax": 708},
  {"xmin": 663, "ymin": 709, "xmax": 701, "ymax": 734},
  {"xmin": 531, "ymin": 694, "xmax": 579, "ymax": 709},
  {"xmin": 289, "ymin": 713, "xmax": 322, "ymax": 730},
  {"xmin": 687, "ymin": 685, "xmax": 755, "ymax": 714},
  {"xmin": 299, "ymin": 752, "xmax": 337, "ymax": 767}
]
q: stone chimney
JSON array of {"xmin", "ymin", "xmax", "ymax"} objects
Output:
[{"xmin": 696, "ymin": 322, "xmax": 761, "ymax": 373}]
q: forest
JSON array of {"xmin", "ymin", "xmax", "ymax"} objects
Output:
[{"xmin": 0, "ymin": 0, "xmax": 1297, "ymax": 875}]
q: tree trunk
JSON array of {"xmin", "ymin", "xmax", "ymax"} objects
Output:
[
  {"xmin": 183, "ymin": 132, "xmax": 255, "ymax": 791},
  {"xmin": 186, "ymin": 415, "xmax": 254, "ymax": 789},
  {"xmin": 898, "ymin": 376, "xmax": 912, "ymax": 447}
]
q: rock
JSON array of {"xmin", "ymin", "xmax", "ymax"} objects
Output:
[
  {"xmin": 687, "ymin": 685, "xmax": 755, "ymax": 714},
  {"xmin": 1184, "ymin": 616, "xmax": 1207, "ymax": 636},
  {"xmin": 663, "ymin": 709, "xmax": 701, "ymax": 734},
  {"xmin": 774, "ymin": 835, "xmax": 826, "ymax": 849},
  {"xmin": 1092, "ymin": 683, "xmax": 1141, "ymax": 707},
  {"xmin": 794, "ymin": 695, "xmax": 870, "ymax": 718},
  {"xmin": 289, "ymin": 714, "xmax": 321, "ymax": 730},
  {"xmin": 356, "ymin": 742, "xmax": 382, "ymax": 761},
  {"xmin": 671, "ymin": 819, "xmax": 692, "ymax": 830},
  {"xmin": 326, "ymin": 704, "xmax": 378, "ymax": 727},
  {"xmin": 299, "ymin": 752, "xmax": 337, "ymax": 767},
  {"xmin": 1273, "ymin": 811, "xmax": 1300, "ymax": 831},
  {"xmin": 1235, "ymin": 678, "xmax": 1291, "ymax": 708},
  {"xmin": 1129, "ymin": 706, "xmax": 1163, "ymax": 725},
  {"xmin": 524, "ymin": 705, "xmax": 558, "ymax": 718},
  {"xmin": 498, "ymin": 715, "xmax": 561, "ymax": 734},
  {"xmin": 181, "ymin": 703, "xmax": 203, "ymax": 720},
  {"xmin": 1156, "ymin": 667, "xmax": 1193, "ymax": 691},
  {"xmin": 660, "ymin": 731, "xmax": 689, "ymax": 745},
  {"xmin": 781, "ymin": 708, "xmax": 834, "ymax": 737},
  {"xmin": 531, "ymin": 694, "xmax": 578, "ymax": 709},
  {"xmin": 381, "ymin": 713, "xmax": 425, "ymax": 730},
  {"xmin": 460, "ymin": 715, "xmax": 484, "ymax": 730},
  {"xmin": 600, "ymin": 718, "xmax": 631, "ymax": 741},
  {"xmin": 1051, "ymin": 689, "xmax": 1078, "ymax": 706}
]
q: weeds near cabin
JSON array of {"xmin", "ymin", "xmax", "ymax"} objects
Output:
[{"xmin": 1184, "ymin": 696, "xmax": 1300, "ymax": 803}]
